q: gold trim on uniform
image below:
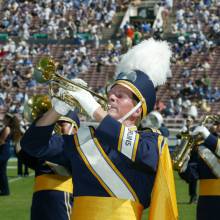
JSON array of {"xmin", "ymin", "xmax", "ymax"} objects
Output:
[
  {"xmin": 71, "ymin": 196, "xmax": 143, "ymax": 220},
  {"xmin": 199, "ymin": 179, "xmax": 220, "ymax": 195},
  {"xmin": 75, "ymin": 128, "xmax": 115, "ymax": 196},
  {"xmin": 157, "ymin": 135, "xmax": 165, "ymax": 155},
  {"xmin": 75, "ymin": 127, "xmax": 139, "ymax": 201},
  {"xmin": 118, "ymin": 125, "xmax": 125, "ymax": 151},
  {"xmin": 58, "ymin": 116, "xmax": 78, "ymax": 130},
  {"xmin": 34, "ymin": 174, "xmax": 73, "ymax": 193},
  {"xmin": 75, "ymin": 136, "xmax": 115, "ymax": 197},
  {"xmin": 132, "ymin": 134, "xmax": 139, "ymax": 162},
  {"xmin": 93, "ymin": 137, "xmax": 139, "ymax": 202},
  {"xmin": 151, "ymin": 128, "xmax": 161, "ymax": 134}
]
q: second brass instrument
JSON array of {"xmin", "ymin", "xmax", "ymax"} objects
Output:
[
  {"xmin": 23, "ymin": 94, "xmax": 72, "ymax": 135},
  {"xmin": 33, "ymin": 57, "xmax": 107, "ymax": 111},
  {"xmin": 172, "ymin": 115, "xmax": 220, "ymax": 171},
  {"xmin": 23, "ymin": 94, "xmax": 52, "ymax": 122}
]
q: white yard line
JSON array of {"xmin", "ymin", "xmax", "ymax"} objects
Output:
[
  {"xmin": 7, "ymin": 166, "xmax": 17, "ymax": 169},
  {"xmin": 8, "ymin": 157, "xmax": 17, "ymax": 162}
]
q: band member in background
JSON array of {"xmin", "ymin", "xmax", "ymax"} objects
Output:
[
  {"xmin": 179, "ymin": 123, "xmax": 220, "ymax": 220},
  {"xmin": 177, "ymin": 115, "xmax": 198, "ymax": 204},
  {"xmin": 20, "ymin": 39, "xmax": 178, "ymax": 220},
  {"xmin": 17, "ymin": 111, "xmax": 79, "ymax": 220},
  {"xmin": 0, "ymin": 113, "xmax": 22, "ymax": 196}
]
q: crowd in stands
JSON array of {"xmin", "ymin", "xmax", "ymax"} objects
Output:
[
  {"xmin": 173, "ymin": 0, "xmax": 220, "ymax": 36},
  {"xmin": 0, "ymin": 0, "xmax": 120, "ymax": 41},
  {"xmin": 156, "ymin": 0, "xmax": 220, "ymax": 119},
  {"xmin": 0, "ymin": 0, "xmax": 127, "ymax": 120},
  {"xmin": 0, "ymin": 0, "xmax": 220, "ymax": 123},
  {"xmin": 112, "ymin": 0, "xmax": 220, "ymax": 120}
]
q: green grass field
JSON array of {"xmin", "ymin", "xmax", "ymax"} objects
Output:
[{"xmin": 0, "ymin": 160, "xmax": 196, "ymax": 220}]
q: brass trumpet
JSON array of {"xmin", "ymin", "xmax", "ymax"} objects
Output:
[
  {"xmin": 172, "ymin": 115, "xmax": 220, "ymax": 171},
  {"xmin": 33, "ymin": 57, "xmax": 107, "ymax": 111}
]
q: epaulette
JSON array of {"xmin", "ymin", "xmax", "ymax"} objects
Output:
[{"xmin": 140, "ymin": 127, "xmax": 162, "ymax": 135}]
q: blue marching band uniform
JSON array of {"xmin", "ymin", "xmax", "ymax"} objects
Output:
[
  {"xmin": 20, "ymin": 39, "xmax": 178, "ymax": 219},
  {"xmin": 21, "ymin": 115, "xmax": 163, "ymax": 219},
  {"xmin": 180, "ymin": 133, "xmax": 220, "ymax": 220},
  {"xmin": 17, "ymin": 111, "xmax": 80, "ymax": 220},
  {"xmin": 17, "ymin": 146, "xmax": 73, "ymax": 220}
]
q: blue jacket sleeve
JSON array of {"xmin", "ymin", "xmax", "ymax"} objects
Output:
[
  {"xmin": 204, "ymin": 134, "xmax": 220, "ymax": 157},
  {"xmin": 16, "ymin": 149, "xmax": 42, "ymax": 170},
  {"xmin": 20, "ymin": 122, "xmax": 64, "ymax": 159},
  {"xmin": 96, "ymin": 115, "xmax": 159, "ymax": 172}
]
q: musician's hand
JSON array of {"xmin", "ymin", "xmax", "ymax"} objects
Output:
[
  {"xmin": 52, "ymin": 97, "xmax": 72, "ymax": 115},
  {"xmin": 67, "ymin": 89, "xmax": 101, "ymax": 119},
  {"xmin": 191, "ymin": 125, "xmax": 210, "ymax": 139}
]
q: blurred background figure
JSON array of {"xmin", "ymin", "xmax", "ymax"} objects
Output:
[
  {"xmin": 140, "ymin": 110, "xmax": 170, "ymax": 137},
  {"xmin": 0, "ymin": 113, "xmax": 22, "ymax": 196},
  {"xmin": 17, "ymin": 152, "xmax": 29, "ymax": 177},
  {"xmin": 17, "ymin": 118, "xmax": 30, "ymax": 177}
]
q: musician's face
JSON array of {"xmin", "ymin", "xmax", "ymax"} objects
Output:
[
  {"xmin": 107, "ymin": 84, "xmax": 136, "ymax": 120},
  {"xmin": 57, "ymin": 121, "xmax": 75, "ymax": 135}
]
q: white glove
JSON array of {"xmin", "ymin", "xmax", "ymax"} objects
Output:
[
  {"xmin": 191, "ymin": 125, "xmax": 210, "ymax": 139},
  {"xmin": 52, "ymin": 97, "xmax": 72, "ymax": 115},
  {"xmin": 67, "ymin": 89, "xmax": 100, "ymax": 119},
  {"xmin": 181, "ymin": 126, "xmax": 188, "ymax": 133}
]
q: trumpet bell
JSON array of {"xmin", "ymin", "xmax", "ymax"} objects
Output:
[
  {"xmin": 23, "ymin": 95, "xmax": 52, "ymax": 122},
  {"xmin": 33, "ymin": 57, "xmax": 55, "ymax": 83}
]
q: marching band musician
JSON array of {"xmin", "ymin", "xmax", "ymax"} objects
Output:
[
  {"xmin": 179, "ymin": 121, "xmax": 220, "ymax": 220},
  {"xmin": 177, "ymin": 114, "xmax": 199, "ymax": 204},
  {"xmin": 16, "ymin": 110, "xmax": 80, "ymax": 220},
  {"xmin": 20, "ymin": 39, "xmax": 178, "ymax": 220}
]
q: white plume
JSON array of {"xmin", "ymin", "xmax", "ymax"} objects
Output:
[{"xmin": 115, "ymin": 38, "xmax": 172, "ymax": 87}]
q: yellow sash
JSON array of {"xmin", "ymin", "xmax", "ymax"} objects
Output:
[
  {"xmin": 34, "ymin": 174, "xmax": 73, "ymax": 193},
  {"xmin": 71, "ymin": 196, "xmax": 143, "ymax": 220},
  {"xmin": 149, "ymin": 136, "xmax": 178, "ymax": 220},
  {"xmin": 200, "ymin": 179, "xmax": 220, "ymax": 195}
]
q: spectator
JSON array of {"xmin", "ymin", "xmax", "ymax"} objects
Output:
[{"xmin": 0, "ymin": 113, "xmax": 22, "ymax": 196}]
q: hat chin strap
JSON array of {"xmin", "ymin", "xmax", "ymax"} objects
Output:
[
  {"xmin": 118, "ymin": 101, "xmax": 142, "ymax": 123},
  {"xmin": 68, "ymin": 124, "xmax": 74, "ymax": 135}
]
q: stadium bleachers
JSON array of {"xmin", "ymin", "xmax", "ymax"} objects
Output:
[{"xmin": 0, "ymin": 0, "xmax": 219, "ymax": 129}]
